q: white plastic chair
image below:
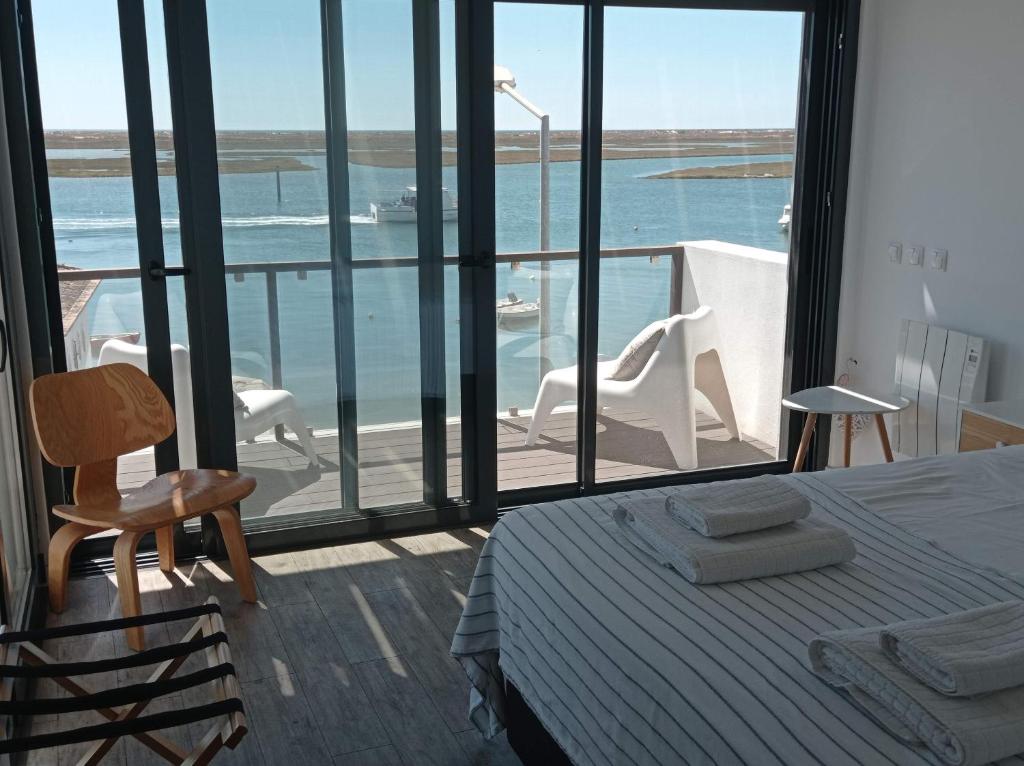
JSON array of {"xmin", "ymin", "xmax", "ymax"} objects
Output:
[
  {"xmin": 97, "ymin": 339, "xmax": 318, "ymax": 469},
  {"xmin": 524, "ymin": 306, "xmax": 740, "ymax": 470}
]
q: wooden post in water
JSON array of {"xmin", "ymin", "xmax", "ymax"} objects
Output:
[{"xmin": 275, "ymin": 167, "xmax": 282, "ymax": 204}]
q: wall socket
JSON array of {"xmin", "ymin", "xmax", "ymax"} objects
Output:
[
  {"xmin": 928, "ymin": 248, "xmax": 949, "ymax": 271},
  {"xmin": 906, "ymin": 245, "xmax": 924, "ymax": 267},
  {"xmin": 888, "ymin": 242, "xmax": 902, "ymax": 264}
]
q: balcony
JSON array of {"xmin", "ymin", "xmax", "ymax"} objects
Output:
[{"xmin": 58, "ymin": 240, "xmax": 787, "ymax": 517}]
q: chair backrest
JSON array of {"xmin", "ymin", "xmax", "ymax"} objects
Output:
[
  {"xmin": 633, "ymin": 306, "xmax": 720, "ymax": 382},
  {"xmin": 29, "ymin": 363, "xmax": 176, "ymax": 468},
  {"xmin": 98, "ymin": 338, "xmax": 198, "ymax": 469}
]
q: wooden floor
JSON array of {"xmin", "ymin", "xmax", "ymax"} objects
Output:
[
  {"xmin": 116, "ymin": 409, "xmax": 775, "ymax": 520},
  {"xmin": 27, "ymin": 528, "xmax": 519, "ymax": 766}
]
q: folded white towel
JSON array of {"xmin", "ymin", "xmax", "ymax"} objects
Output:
[
  {"xmin": 665, "ymin": 474, "xmax": 811, "ymax": 537},
  {"xmin": 614, "ymin": 496, "xmax": 855, "ymax": 584},
  {"xmin": 879, "ymin": 601, "xmax": 1024, "ymax": 697},
  {"xmin": 810, "ymin": 626, "xmax": 1024, "ymax": 766}
]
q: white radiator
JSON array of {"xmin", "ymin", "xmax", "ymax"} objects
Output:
[{"xmin": 893, "ymin": 319, "xmax": 989, "ymax": 457}]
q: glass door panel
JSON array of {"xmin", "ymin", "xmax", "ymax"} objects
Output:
[
  {"xmin": 206, "ymin": 0, "xmax": 340, "ymax": 520},
  {"xmin": 494, "ymin": 2, "xmax": 584, "ymax": 492},
  {"xmin": 33, "ymin": 0, "xmax": 185, "ymax": 497},
  {"xmin": 594, "ymin": 7, "xmax": 803, "ymax": 482},
  {"xmin": 345, "ymin": 0, "xmax": 425, "ymax": 508},
  {"xmin": 206, "ymin": 0, "xmax": 462, "ymax": 521}
]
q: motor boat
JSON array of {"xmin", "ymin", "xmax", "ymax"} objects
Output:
[
  {"xmin": 496, "ymin": 292, "xmax": 539, "ymax": 325},
  {"xmin": 778, "ymin": 203, "xmax": 792, "ymax": 230},
  {"xmin": 370, "ymin": 186, "xmax": 458, "ymax": 223}
]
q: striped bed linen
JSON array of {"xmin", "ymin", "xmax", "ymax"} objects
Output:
[{"xmin": 451, "ymin": 463, "xmax": 1024, "ymax": 766}]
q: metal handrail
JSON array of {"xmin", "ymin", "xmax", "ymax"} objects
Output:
[
  {"xmin": 56, "ymin": 244, "xmax": 687, "ymax": 402},
  {"xmin": 54, "ymin": 244, "xmax": 686, "ymax": 282}
]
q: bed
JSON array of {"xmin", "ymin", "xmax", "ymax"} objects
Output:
[{"xmin": 450, "ymin": 446, "xmax": 1024, "ymax": 765}]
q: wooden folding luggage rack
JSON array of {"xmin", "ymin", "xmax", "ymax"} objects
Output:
[{"xmin": 0, "ymin": 597, "xmax": 246, "ymax": 765}]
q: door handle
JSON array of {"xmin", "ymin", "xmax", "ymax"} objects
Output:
[
  {"xmin": 148, "ymin": 262, "xmax": 192, "ymax": 280},
  {"xmin": 0, "ymin": 319, "xmax": 8, "ymax": 373},
  {"xmin": 459, "ymin": 251, "xmax": 494, "ymax": 269}
]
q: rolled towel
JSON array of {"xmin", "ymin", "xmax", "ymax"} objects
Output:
[
  {"xmin": 879, "ymin": 601, "xmax": 1024, "ymax": 697},
  {"xmin": 665, "ymin": 474, "xmax": 810, "ymax": 537},
  {"xmin": 613, "ymin": 496, "xmax": 854, "ymax": 584},
  {"xmin": 809, "ymin": 626, "xmax": 1024, "ymax": 766}
]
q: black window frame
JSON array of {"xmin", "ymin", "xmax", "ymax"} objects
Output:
[{"xmin": 3, "ymin": 0, "xmax": 857, "ymax": 565}]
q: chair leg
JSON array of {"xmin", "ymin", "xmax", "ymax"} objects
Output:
[
  {"xmin": 694, "ymin": 350, "xmax": 740, "ymax": 440},
  {"xmin": 653, "ymin": 404, "xmax": 699, "ymax": 471},
  {"xmin": 48, "ymin": 522, "xmax": 101, "ymax": 613},
  {"xmin": 211, "ymin": 508, "xmax": 257, "ymax": 604},
  {"xmin": 793, "ymin": 412, "xmax": 817, "ymax": 472},
  {"xmin": 875, "ymin": 413, "xmax": 895, "ymax": 462},
  {"xmin": 156, "ymin": 525, "xmax": 175, "ymax": 573},
  {"xmin": 525, "ymin": 377, "xmax": 568, "ymax": 446},
  {"xmin": 284, "ymin": 409, "xmax": 319, "ymax": 467},
  {"xmin": 113, "ymin": 530, "xmax": 146, "ymax": 651}
]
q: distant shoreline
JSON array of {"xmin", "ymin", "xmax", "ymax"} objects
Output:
[
  {"xmin": 646, "ymin": 160, "xmax": 793, "ymax": 180},
  {"xmin": 43, "ymin": 128, "xmax": 795, "ymax": 177}
]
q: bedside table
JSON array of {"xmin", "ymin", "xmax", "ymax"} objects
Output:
[{"xmin": 959, "ymin": 400, "xmax": 1024, "ymax": 452}]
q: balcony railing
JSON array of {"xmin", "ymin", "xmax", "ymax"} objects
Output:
[
  {"xmin": 58, "ymin": 240, "xmax": 790, "ymax": 512},
  {"xmin": 57, "ymin": 244, "xmax": 688, "ymax": 405}
]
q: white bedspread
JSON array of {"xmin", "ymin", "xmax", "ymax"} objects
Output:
[{"xmin": 451, "ymin": 447, "xmax": 1024, "ymax": 765}]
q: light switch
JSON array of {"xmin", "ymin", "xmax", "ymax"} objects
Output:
[
  {"xmin": 906, "ymin": 245, "xmax": 924, "ymax": 266},
  {"xmin": 888, "ymin": 242, "xmax": 902, "ymax": 264},
  {"xmin": 928, "ymin": 248, "xmax": 948, "ymax": 272}
]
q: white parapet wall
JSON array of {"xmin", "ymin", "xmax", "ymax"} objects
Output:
[{"xmin": 678, "ymin": 240, "xmax": 789, "ymax": 450}]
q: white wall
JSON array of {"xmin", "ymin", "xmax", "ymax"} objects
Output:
[
  {"xmin": 835, "ymin": 0, "xmax": 1024, "ymax": 464},
  {"xmin": 681, "ymin": 240, "xmax": 788, "ymax": 449}
]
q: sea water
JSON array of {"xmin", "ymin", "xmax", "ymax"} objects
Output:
[{"xmin": 49, "ymin": 151, "xmax": 792, "ymax": 430}]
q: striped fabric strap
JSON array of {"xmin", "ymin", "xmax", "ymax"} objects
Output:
[
  {"xmin": 0, "ymin": 699, "xmax": 244, "ymax": 754},
  {"xmin": 0, "ymin": 630, "xmax": 229, "ymax": 678},
  {"xmin": 0, "ymin": 602, "xmax": 221, "ymax": 645},
  {"xmin": 0, "ymin": 662, "xmax": 237, "ymax": 716}
]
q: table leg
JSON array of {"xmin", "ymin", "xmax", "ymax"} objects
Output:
[
  {"xmin": 843, "ymin": 414, "xmax": 853, "ymax": 467},
  {"xmin": 875, "ymin": 413, "xmax": 895, "ymax": 462},
  {"xmin": 792, "ymin": 412, "xmax": 817, "ymax": 472}
]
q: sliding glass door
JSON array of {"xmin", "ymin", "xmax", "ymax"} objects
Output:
[
  {"xmin": 199, "ymin": 0, "xmax": 469, "ymax": 535},
  {"xmin": 23, "ymin": 0, "xmax": 851, "ymax": 557},
  {"xmin": 591, "ymin": 6, "xmax": 803, "ymax": 483},
  {"xmin": 495, "ymin": 0, "xmax": 816, "ymax": 500}
]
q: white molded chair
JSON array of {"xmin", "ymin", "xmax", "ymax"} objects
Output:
[
  {"xmin": 98, "ymin": 339, "xmax": 319, "ymax": 469},
  {"xmin": 524, "ymin": 306, "xmax": 740, "ymax": 470}
]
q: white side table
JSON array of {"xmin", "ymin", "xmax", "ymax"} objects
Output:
[{"xmin": 782, "ymin": 386, "xmax": 911, "ymax": 471}]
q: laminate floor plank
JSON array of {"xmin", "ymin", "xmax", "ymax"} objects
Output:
[
  {"xmin": 273, "ymin": 601, "xmax": 390, "ymax": 755},
  {"xmin": 242, "ymin": 673, "xmax": 333, "ymax": 764},
  {"xmin": 251, "ymin": 550, "xmax": 316, "ymax": 607},
  {"xmin": 298, "ymin": 546, "xmax": 401, "ymax": 664},
  {"xmin": 364, "ymin": 587, "xmax": 474, "ymax": 734},
  {"xmin": 333, "ymin": 744, "xmax": 406, "ymax": 765},
  {"xmin": 355, "ymin": 657, "xmax": 468, "ymax": 766}
]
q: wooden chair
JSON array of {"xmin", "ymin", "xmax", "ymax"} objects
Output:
[{"xmin": 29, "ymin": 363, "xmax": 258, "ymax": 651}]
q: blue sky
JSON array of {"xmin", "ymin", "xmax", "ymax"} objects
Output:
[{"xmin": 32, "ymin": 0, "xmax": 803, "ymax": 131}]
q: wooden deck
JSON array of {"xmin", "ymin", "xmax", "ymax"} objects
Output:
[
  {"xmin": 27, "ymin": 528, "xmax": 520, "ymax": 765},
  {"xmin": 116, "ymin": 408, "xmax": 775, "ymax": 519}
]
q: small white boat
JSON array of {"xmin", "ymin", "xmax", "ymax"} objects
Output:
[
  {"xmin": 778, "ymin": 203, "xmax": 792, "ymax": 230},
  {"xmin": 370, "ymin": 186, "xmax": 458, "ymax": 223},
  {"xmin": 496, "ymin": 292, "xmax": 539, "ymax": 325}
]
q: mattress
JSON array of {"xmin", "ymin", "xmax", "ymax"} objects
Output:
[{"xmin": 450, "ymin": 447, "xmax": 1024, "ymax": 765}]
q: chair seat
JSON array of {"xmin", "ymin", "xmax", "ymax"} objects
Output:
[{"xmin": 53, "ymin": 469, "xmax": 256, "ymax": 532}]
